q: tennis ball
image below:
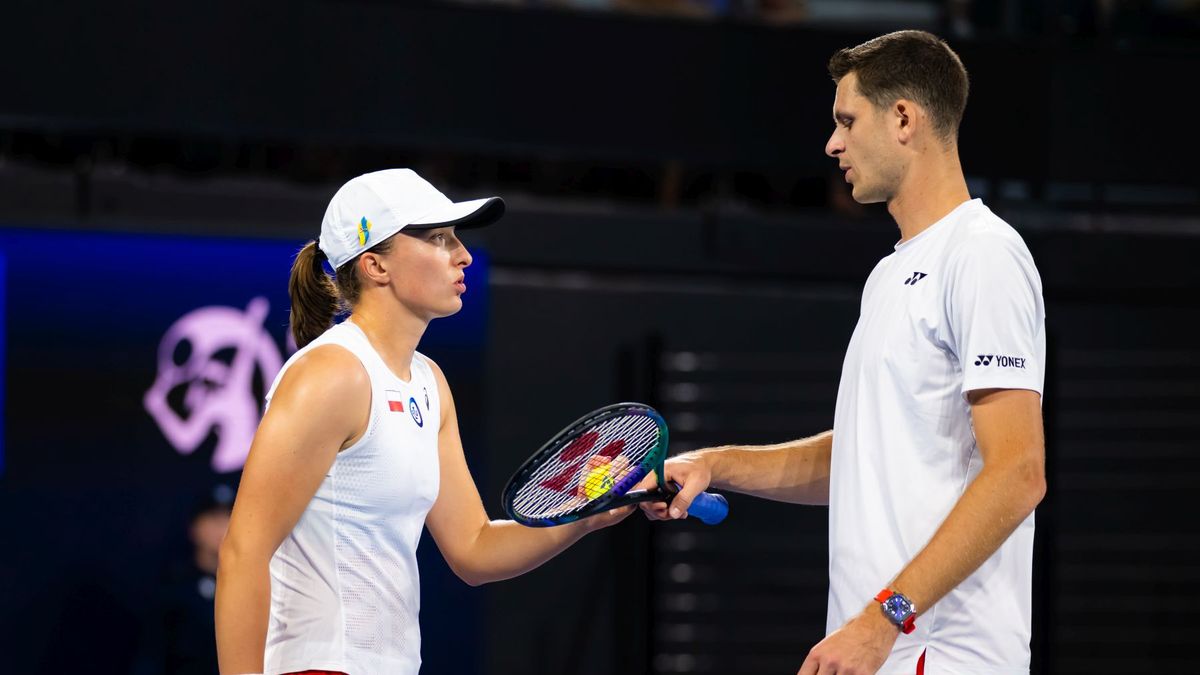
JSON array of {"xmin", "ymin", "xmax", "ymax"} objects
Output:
[{"xmin": 582, "ymin": 463, "xmax": 615, "ymax": 500}]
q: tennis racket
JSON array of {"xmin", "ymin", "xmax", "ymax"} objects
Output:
[{"xmin": 501, "ymin": 402, "xmax": 728, "ymax": 527}]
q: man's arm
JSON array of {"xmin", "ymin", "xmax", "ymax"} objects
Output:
[
  {"xmin": 641, "ymin": 430, "xmax": 833, "ymax": 520},
  {"xmin": 887, "ymin": 388, "xmax": 1046, "ymax": 609},
  {"xmin": 798, "ymin": 388, "xmax": 1046, "ymax": 674}
]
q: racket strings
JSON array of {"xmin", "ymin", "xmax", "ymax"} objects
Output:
[
  {"xmin": 513, "ymin": 415, "xmax": 655, "ymax": 516},
  {"xmin": 511, "ymin": 413, "xmax": 660, "ymax": 519}
]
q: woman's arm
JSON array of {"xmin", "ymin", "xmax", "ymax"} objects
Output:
[
  {"xmin": 215, "ymin": 346, "xmax": 369, "ymax": 674},
  {"xmin": 423, "ymin": 359, "xmax": 631, "ymax": 587}
]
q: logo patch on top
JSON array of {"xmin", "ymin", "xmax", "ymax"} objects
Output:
[
  {"xmin": 424, "ymin": 387, "xmax": 430, "ymax": 411},
  {"xmin": 409, "ymin": 397, "xmax": 423, "ymax": 427},
  {"xmin": 974, "ymin": 354, "xmax": 1026, "ymax": 369},
  {"xmin": 385, "ymin": 390, "xmax": 405, "ymax": 412},
  {"xmin": 903, "ymin": 272, "xmax": 928, "ymax": 286},
  {"xmin": 358, "ymin": 217, "xmax": 372, "ymax": 246}
]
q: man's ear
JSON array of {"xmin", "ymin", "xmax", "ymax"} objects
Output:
[{"xmin": 895, "ymin": 99, "xmax": 917, "ymax": 144}]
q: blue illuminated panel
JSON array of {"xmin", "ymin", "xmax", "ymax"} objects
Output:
[
  {"xmin": 0, "ymin": 228, "xmax": 487, "ymax": 478},
  {"xmin": 0, "ymin": 251, "xmax": 5, "ymax": 477}
]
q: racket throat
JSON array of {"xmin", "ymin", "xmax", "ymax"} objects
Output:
[{"xmin": 622, "ymin": 483, "xmax": 677, "ymax": 505}]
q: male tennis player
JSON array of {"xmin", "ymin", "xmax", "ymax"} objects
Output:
[{"xmin": 643, "ymin": 31, "xmax": 1046, "ymax": 675}]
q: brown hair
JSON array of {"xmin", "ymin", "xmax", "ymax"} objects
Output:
[
  {"xmin": 828, "ymin": 30, "xmax": 969, "ymax": 142},
  {"xmin": 287, "ymin": 238, "xmax": 394, "ymax": 348}
]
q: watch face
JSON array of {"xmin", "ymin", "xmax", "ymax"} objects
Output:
[{"xmin": 883, "ymin": 595, "xmax": 913, "ymax": 620}]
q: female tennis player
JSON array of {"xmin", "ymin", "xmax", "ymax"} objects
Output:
[{"xmin": 215, "ymin": 169, "xmax": 633, "ymax": 675}]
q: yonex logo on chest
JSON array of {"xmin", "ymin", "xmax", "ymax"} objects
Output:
[{"xmin": 903, "ymin": 272, "xmax": 928, "ymax": 285}]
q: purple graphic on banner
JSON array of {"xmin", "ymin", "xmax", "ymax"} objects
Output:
[{"xmin": 144, "ymin": 297, "xmax": 283, "ymax": 472}]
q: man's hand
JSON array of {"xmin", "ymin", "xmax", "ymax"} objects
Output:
[
  {"xmin": 637, "ymin": 452, "xmax": 714, "ymax": 520},
  {"xmin": 797, "ymin": 606, "xmax": 899, "ymax": 675}
]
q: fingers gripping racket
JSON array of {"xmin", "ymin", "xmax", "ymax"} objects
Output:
[{"xmin": 502, "ymin": 402, "xmax": 728, "ymax": 527}]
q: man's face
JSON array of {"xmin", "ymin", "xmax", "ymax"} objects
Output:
[{"xmin": 824, "ymin": 72, "xmax": 903, "ymax": 204}]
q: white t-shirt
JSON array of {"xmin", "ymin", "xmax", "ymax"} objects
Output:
[
  {"xmin": 828, "ymin": 199, "xmax": 1045, "ymax": 675},
  {"xmin": 261, "ymin": 320, "xmax": 441, "ymax": 675}
]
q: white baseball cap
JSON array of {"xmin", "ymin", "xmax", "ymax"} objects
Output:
[{"xmin": 318, "ymin": 168, "xmax": 505, "ymax": 270}]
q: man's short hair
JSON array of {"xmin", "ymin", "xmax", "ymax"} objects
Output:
[{"xmin": 828, "ymin": 30, "xmax": 970, "ymax": 142}]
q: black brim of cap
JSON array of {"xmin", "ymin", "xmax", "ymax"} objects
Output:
[{"xmin": 404, "ymin": 197, "xmax": 506, "ymax": 231}]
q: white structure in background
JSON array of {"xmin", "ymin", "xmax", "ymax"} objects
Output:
[{"xmin": 144, "ymin": 297, "xmax": 284, "ymax": 472}]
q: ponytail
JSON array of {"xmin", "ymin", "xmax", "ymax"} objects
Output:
[
  {"xmin": 288, "ymin": 236, "xmax": 396, "ymax": 348},
  {"xmin": 288, "ymin": 240, "xmax": 339, "ymax": 349}
]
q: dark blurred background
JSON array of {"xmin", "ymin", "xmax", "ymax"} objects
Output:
[{"xmin": 1, "ymin": 1, "xmax": 1198, "ymax": 674}]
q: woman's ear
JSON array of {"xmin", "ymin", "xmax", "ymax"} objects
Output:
[{"xmin": 358, "ymin": 251, "xmax": 390, "ymax": 285}]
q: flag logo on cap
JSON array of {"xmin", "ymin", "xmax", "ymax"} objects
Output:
[{"xmin": 358, "ymin": 217, "xmax": 371, "ymax": 246}]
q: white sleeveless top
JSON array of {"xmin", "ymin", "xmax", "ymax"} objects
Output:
[{"xmin": 261, "ymin": 320, "xmax": 441, "ymax": 675}]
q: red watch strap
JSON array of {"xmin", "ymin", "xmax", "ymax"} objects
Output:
[{"xmin": 874, "ymin": 589, "xmax": 894, "ymax": 603}]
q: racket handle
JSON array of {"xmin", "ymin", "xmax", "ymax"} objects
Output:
[{"xmin": 687, "ymin": 492, "xmax": 729, "ymax": 525}]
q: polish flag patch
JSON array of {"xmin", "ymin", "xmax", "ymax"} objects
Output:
[{"xmin": 386, "ymin": 390, "xmax": 405, "ymax": 412}]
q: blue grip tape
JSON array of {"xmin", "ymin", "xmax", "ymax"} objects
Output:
[{"xmin": 686, "ymin": 492, "xmax": 729, "ymax": 525}]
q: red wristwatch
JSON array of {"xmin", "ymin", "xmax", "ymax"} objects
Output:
[{"xmin": 875, "ymin": 589, "xmax": 917, "ymax": 634}]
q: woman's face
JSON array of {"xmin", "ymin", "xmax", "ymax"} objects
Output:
[{"xmin": 382, "ymin": 226, "xmax": 473, "ymax": 320}]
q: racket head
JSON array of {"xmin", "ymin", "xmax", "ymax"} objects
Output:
[{"xmin": 502, "ymin": 402, "xmax": 668, "ymax": 527}]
